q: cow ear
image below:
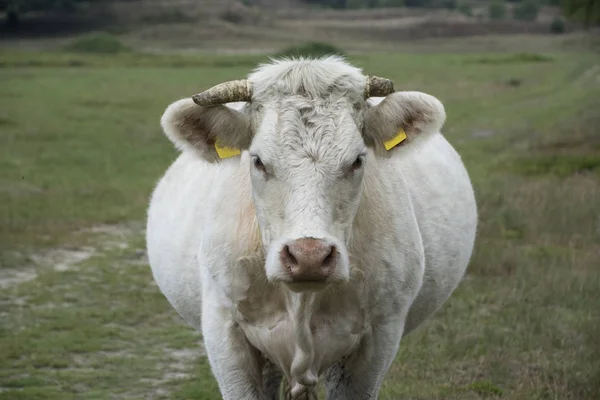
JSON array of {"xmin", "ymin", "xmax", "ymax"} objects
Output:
[
  {"xmin": 363, "ymin": 91, "xmax": 446, "ymax": 155},
  {"xmin": 160, "ymin": 98, "xmax": 253, "ymax": 163}
]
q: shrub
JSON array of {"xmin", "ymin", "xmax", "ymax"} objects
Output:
[
  {"xmin": 141, "ymin": 10, "xmax": 195, "ymax": 24},
  {"xmin": 380, "ymin": 0, "xmax": 406, "ymax": 6},
  {"xmin": 404, "ymin": 0, "xmax": 435, "ymax": 7},
  {"xmin": 346, "ymin": 0, "xmax": 368, "ymax": 8},
  {"xmin": 64, "ymin": 33, "xmax": 130, "ymax": 54},
  {"xmin": 275, "ymin": 42, "xmax": 346, "ymax": 58},
  {"xmin": 488, "ymin": 0, "xmax": 508, "ymax": 20},
  {"xmin": 513, "ymin": 0, "xmax": 540, "ymax": 21},
  {"xmin": 550, "ymin": 16, "xmax": 566, "ymax": 33},
  {"xmin": 438, "ymin": 0, "xmax": 457, "ymax": 9},
  {"xmin": 220, "ymin": 9, "xmax": 243, "ymax": 24},
  {"xmin": 469, "ymin": 52, "xmax": 554, "ymax": 64},
  {"xmin": 457, "ymin": 0, "xmax": 473, "ymax": 16}
]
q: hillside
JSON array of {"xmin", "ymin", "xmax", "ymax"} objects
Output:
[{"xmin": 0, "ymin": 0, "xmax": 584, "ymax": 53}]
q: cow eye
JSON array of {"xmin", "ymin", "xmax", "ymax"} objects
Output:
[
  {"xmin": 252, "ymin": 156, "xmax": 266, "ymax": 172},
  {"xmin": 351, "ymin": 155, "xmax": 363, "ymax": 171}
]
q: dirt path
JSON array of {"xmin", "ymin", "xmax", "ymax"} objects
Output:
[{"xmin": 0, "ymin": 222, "xmax": 207, "ymax": 399}]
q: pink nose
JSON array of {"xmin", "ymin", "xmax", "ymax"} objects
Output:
[{"xmin": 280, "ymin": 238, "xmax": 337, "ymax": 282}]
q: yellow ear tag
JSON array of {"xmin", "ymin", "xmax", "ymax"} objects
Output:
[
  {"xmin": 214, "ymin": 140, "xmax": 241, "ymax": 159},
  {"xmin": 383, "ymin": 129, "xmax": 407, "ymax": 151}
]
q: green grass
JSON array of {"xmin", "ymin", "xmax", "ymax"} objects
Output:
[
  {"xmin": 64, "ymin": 33, "xmax": 132, "ymax": 54},
  {"xmin": 466, "ymin": 52, "xmax": 555, "ymax": 64},
  {"xmin": 1, "ymin": 48, "xmax": 599, "ymax": 399},
  {"xmin": 0, "ymin": 50, "xmax": 267, "ymax": 69},
  {"xmin": 274, "ymin": 41, "xmax": 347, "ymax": 58}
]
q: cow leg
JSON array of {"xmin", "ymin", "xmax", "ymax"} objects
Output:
[
  {"xmin": 202, "ymin": 307, "xmax": 265, "ymax": 399},
  {"xmin": 324, "ymin": 319, "xmax": 404, "ymax": 400},
  {"xmin": 262, "ymin": 358, "xmax": 283, "ymax": 400}
]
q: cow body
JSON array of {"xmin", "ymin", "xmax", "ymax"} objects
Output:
[{"xmin": 146, "ymin": 57, "xmax": 477, "ymax": 399}]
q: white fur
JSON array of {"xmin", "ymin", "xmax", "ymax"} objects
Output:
[{"xmin": 146, "ymin": 56, "xmax": 478, "ymax": 399}]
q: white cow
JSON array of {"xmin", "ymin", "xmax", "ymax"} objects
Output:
[{"xmin": 146, "ymin": 56, "xmax": 477, "ymax": 399}]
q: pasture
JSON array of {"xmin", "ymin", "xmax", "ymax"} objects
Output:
[{"xmin": 1, "ymin": 45, "xmax": 599, "ymax": 399}]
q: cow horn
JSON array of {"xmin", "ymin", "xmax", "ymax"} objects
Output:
[
  {"xmin": 192, "ymin": 79, "xmax": 253, "ymax": 106},
  {"xmin": 364, "ymin": 75, "xmax": 395, "ymax": 98}
]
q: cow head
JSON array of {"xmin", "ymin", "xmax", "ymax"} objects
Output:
[{"xmin": 161, "ymin": 56, "xmax": 445, "ymax": 292}]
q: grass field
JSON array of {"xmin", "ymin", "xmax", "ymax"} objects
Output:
[{"xmin": 1, "ymin": 46, "xmax": 599, "ymax": 399}]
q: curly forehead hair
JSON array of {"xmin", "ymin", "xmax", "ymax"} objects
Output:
[{"xmin": 248, "ymin": 56, "xmax": 367, "ymax": 104}]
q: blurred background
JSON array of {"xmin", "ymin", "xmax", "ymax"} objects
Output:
[{"xmin": 0, "ymin": 1, "xmax": 599, "ymax": 399}]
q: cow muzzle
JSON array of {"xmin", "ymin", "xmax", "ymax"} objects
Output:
[
  {"xmin": 265, "ymin": 235, "xmax": 350, "ymax": 290},
  {"xmin": 280, "ymin": 238, "xmax": 336, "ymax": 283}
]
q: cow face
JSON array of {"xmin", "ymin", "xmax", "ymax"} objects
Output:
[
  {"xmin": 160, "ymin": 57, "xmax": 446, "ymax": 291},
  {"xmin": 248, "ymin": 97, "xmax": 365, "ymax": 290}
]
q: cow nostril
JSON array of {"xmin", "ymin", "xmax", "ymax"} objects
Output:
[
  {"xmin": 323, "ymin": 246, "xmax": 336, "ymax": 266},
  {"xmin": 283, "ymin": 245, "xmax": 298, "ymax": 266}
]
